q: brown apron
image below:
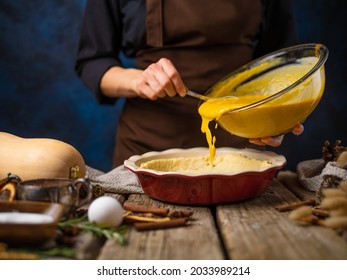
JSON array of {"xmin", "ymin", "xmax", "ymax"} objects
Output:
[{"xmin": 113, "ymin": 0, "xmax": 262, "ymax": 167}]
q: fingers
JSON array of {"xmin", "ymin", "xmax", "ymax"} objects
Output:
[
  {"xmin": 248, "ymin": 138, "xmax": 266, "ymax": 146},
  {"xmin": 261, "ymin": 135, "xmax": 284, "ymax": 147},
  {"xmin": 292, "ymin": 123, "xmax": 304, "ymax": 135},
  {"xmin": 249, "ymin": 124, "xmax": 304, "ymax": 147},
  {"xmin": 135, "ymin": 58, "xmax": 186, "ymax": 100},
  {"xmin": 159, "ymin": 58, "xmax": 186, "ymax": 97},
  {"xmin": 249, "ymin": 135, "xmax": 284, "ymax": 147}
]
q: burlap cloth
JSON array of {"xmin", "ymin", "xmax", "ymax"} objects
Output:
[
  {"xmin": 84, "ymin": 159, "xmax": 347, "ymax": 194},
  {"xmin": 296, "ymin": 159, "xmax": 347, "ymax": 191},
  {"xmin": 85, "ymin": 165, "xmax": 144, "ymax": 194}
]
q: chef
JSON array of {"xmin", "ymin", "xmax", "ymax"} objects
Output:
[{"xmin": 75, "ymin": 0, "xmax": 303, "ymax": 167}]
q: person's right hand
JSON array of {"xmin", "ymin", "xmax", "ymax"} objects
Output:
[{"xmin": 135, "ymin": 58, "xmax": 187, "ymax": 100}]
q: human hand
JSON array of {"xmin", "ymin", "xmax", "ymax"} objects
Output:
[
  {"xmin": 135, "ymin": 58, "xmax": 186, "ymax": 100},
  {"xmin": 248, "ymin": 124, "xmax": 304, "ymax": 147}
]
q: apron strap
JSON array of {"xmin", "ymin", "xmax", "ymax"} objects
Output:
[{"xmin": 146, "ymin": 0, "xmax": 163, "ymax": 47}]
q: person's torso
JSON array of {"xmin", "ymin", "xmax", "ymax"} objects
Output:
[{"xmin": 114, "ymin": 0, "xmax": 263, "ymax": 166}]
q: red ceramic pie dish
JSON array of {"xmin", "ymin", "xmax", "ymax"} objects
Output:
[{"xmin": 124, "ymin": 147, "xmax": 286, "ymax": 205}]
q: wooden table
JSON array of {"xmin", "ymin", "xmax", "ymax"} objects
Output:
[{"xmin": 71, "ymin": 171, "xmax": 347, "ymax": 260}]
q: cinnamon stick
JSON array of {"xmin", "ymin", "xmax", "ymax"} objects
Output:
[
  {"xmin": 123, "ymin": 215, "xmax": 171, "ymax": 224},
  {"xmin": 297, "ymin": 215, "xmax": 325, "ymax": 226},
  {"xmin": 134, "ymin": 217, "xmax": 190, "ymax": 231},
  {"xmin": 123, "ymin": 201, "xmax": 169, "ymax": 216},
  {"xmin": 169, "ymin": 209, "xmax": 194, "ymax": 218},
  {"xmin": 312, "ymin": 208, "xmax": 330, "ymax": 218},
  {"xmin": 275, "ymin": 199, "xmax": 317, "ymax": 212}
]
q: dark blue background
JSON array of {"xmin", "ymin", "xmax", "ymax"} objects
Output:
[{"xmin": 1, "ymin": 0, "xmax": 346, "ymax": 172}]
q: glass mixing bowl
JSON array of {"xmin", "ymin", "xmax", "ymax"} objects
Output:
[{"xmin": 200, "ymin": 43, "xmax": 329, "ymax": 138}]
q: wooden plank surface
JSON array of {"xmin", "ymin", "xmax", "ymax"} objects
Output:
[
  {"xmin": 73, "ymin": 193, "xmax": 126, "ymax": 260},
  {"xmin": 217, "ymin": 179, "xmax": 347, "ymax": 259},
  {"xmin": 277, "ymin": 170, "xmax": 317, "ymax": 201},
  {"xmin": 97, "ymin": 194, "xmax": 225, "ymax": 260}
]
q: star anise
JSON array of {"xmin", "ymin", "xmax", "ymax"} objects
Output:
[{"xmin": 322, "ymin": 140, "xmax": 347, "ymax": 163}]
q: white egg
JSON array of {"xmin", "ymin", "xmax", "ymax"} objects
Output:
[{"xmin": 88, "ymin": 196, "xmax": 124, "ymax": 227}]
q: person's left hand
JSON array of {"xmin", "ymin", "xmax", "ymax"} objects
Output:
[{"xmin": 248, "ymin": 124, "xmax": 304, "ymax": 147}]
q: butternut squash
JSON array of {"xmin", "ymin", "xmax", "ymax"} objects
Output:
[{"xmin": 0, "ymin": 132, "xmax": 86, "ymax": 180}]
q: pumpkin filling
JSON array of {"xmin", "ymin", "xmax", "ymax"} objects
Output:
[{"xmin": 198, "ymin": 57, "xmax": 321, "ymax": 165}]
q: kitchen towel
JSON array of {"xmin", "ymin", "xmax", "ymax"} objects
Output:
[
  {"xmin": 86, "ymin": 165, "xmax": 144, "ymax": 194},
  {"xmin": 297, "ymin": 159, "xmax": 347, "ymax": 191}
]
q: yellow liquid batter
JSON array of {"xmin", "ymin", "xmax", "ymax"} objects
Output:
[{"xmin": 198, "ymin": 57, "xmax": 325, "ymax": 164}]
